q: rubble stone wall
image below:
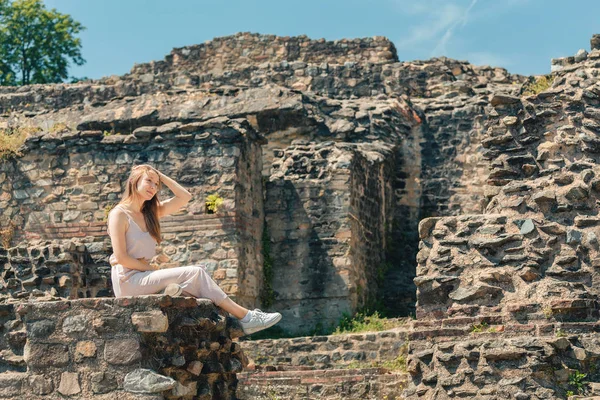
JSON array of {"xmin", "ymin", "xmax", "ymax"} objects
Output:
[
  {"xmin": 405, "ymin": 39, "xmax": 600, "ymax": 399},
  {"xmin": 348, "ymin": 144, "xmax": 396, "ymax": 308},
  {"xmin": 131, "ymin": 33, "xmax": 398, "ymax": 76},
  {"xmin": 0, "ymin": 296, "xmax": 244, "ymax": 399},
  {"xmin": 265, "ymin": 142, "xmax": 356, "ymax": 334},
  {"xmin": 0, "ymin": 118, "xmax": 264, "ymax": 305},
  {"xmin": 416, "ymin": 214, "xmax": 600, "ymax": 322}
]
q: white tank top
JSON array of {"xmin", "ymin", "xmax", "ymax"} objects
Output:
[{"xmin": 107, "ymin": 205, "xmax": 158, "ymax": 263}]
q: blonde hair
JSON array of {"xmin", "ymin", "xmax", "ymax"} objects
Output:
[{"xmin": 116, "ymin": 165, "xmax": 163, "ymax": 244}]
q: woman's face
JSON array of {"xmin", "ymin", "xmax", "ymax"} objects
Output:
[{"xmin": 136, "ymin": 171, "xmax": 160, "ymax": 201}]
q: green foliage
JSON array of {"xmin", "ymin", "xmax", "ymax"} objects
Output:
[
  {"xmin": 49, "ymin": 122, "xmax": 68, "ymax": 134},
  {"xmin": 244, "ymin": 312, "xmax": 407, "ymax": 341},
  {"xmin": 377, "ymin": 261, "xmax": 392, "ymax": 284},
  {"xmin": 522, "ymin": 74, "xmax": 555, "ymax": 96},
  {"xmin": 555, "ymin": 328, "xmax": 567, "ymax": 338},
  {"xmin": 333, "ymin": 311, "xmax": 404, "ymax": 335},
  {"xmin": 380, "ymin": 354, "xmax": 407, "ymax": 372},
  {"xmin": 266, "ymin": 390, "xmax": 280, "ymax": 400},
  {"xmin": 0, "ymin": 0, "xmax": 85, "ymax": 86},
  {"xmin": 568, "ymin": 370, "xmax": 588, "ymax": 395},
  {"xmin": 205, "ymin": 193, "xmax": 224, "ymax": 214},
  {"xmin": 103, "ymin": 202, "xmax": 116, "ymax": 222},
  {"xmin": 260, "ymin": 221, "xmax": 275, "ymax": 308},
  {"xmin": 0, "ymin": 219, "xmax": 17, "ymax": 248},
  {"xmin": 0, "ymin": 125, "xmax": 40, "ymax": 159},
  {"xmin": 470, "ymin": 322, "xmax": 489, "ymax": 333},
  {"xmin": 69, "ymin": 75, "xmax": 89, "ymax": 83}
]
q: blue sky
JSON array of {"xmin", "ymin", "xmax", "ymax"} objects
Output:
[{"xmin": 43, "ymin": 0, "xmax": 600, "ymax": 80}]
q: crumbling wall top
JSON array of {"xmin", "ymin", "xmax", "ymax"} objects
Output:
[{"xmin": 130, "ymin": 32, "xmax": 398, "ymax": 77}]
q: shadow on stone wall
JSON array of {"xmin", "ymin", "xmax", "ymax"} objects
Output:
[{"xmin": 266, "ymin": 179, "xmax": 350, "ymax": 335}]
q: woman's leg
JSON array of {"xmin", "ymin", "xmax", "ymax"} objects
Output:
[
  {"xmin": 122, "ymin": 266, "xmax": 229, "ymax": 306},
  {"xmin": 218, "ymin": 297, "xmax": 249, "ymax": 319},
  {"xmin": 121, "ymin": 265, "xmax": 281, "ymax": 332}
]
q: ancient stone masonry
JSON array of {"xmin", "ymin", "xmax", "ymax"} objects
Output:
[
  {"xmin": 1, "ymin": 241, "xmax": 109, "ymax": 301},
  {"xmin": 1, "ymin": 112, "xmax": 265, "ymax": 307},
  {"xmin": 403, "ymin": 35, "xmax": 600, "ymax": 399},
  {"xmin": 240, "ymin": 328, "xmax": 408, "ymax": 369},
  {"xmin": 266, "ymin": 141, "xmax": 398, "ymax": 333},
  {"xmin": 131, "ymin": 34, "xmax": 397, "ymax": 74},
  {"xmin": 237, "ymin": 325, "xmax": 410, "ymax": 400},
  {"xmin": 0, "ymin": 295, "xmax": 245, "ymax": 399},
  {"xmin": 0, "ymin": 32, "xmax": 535, "ymax": 333},
  {"xmin": 1, "ymin": 30, "xmax": 584, "ymax": 399}
]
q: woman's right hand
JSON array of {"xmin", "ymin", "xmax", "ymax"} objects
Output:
[{"xmin": 137, "ymin": 257, "xmax": 160, "ymax": 271}]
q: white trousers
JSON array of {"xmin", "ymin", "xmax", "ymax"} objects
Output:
[{"xmin": 111, "ymin": 264, "xmax": 228, "ymax": 306}]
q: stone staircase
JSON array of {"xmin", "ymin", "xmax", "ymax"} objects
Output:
[
  {"xmin": 236, "ymin": 315, "xmax": 600, "ymax": 399},
  {"xmin": 237, "ymin": 325, "xmax": 411, "ymax": 399},
  {"xmin": 237, "ymin": 366, "xmax": 407, "ymax": 400}
]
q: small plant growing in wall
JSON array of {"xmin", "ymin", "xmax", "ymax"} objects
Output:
[
  {"xmin": 470, "ymin": 322, "xmax": 488, "ymax": 334},
  {"xmin": 0, "ymin": 126, "xmax": 41, "ymax": 160},
  {"xmin": 260, "ymin": 221, "xmax": 275, "ymax": 307},
  {"xmin": 522, "ymin": 74, "xmax": 555, "ymax": 96},
  {"xmin": 205, "ymin": 193, "xmax": 224, "ymax": 214},
  {"xmin": 49, "ymin": 122, "xmax": 69, "ymax": 134},
  {"xmin": 567, "ymin": 370, "xmax": 588, "ymax": 396}
]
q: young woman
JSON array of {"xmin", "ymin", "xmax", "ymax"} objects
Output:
[{"xmin": 106, "ymin": 164, "xmax": 281, "ymax": 335}]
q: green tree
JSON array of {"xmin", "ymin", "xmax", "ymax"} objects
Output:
[{"xmin": 0, "ymin": 0, "xmax": 85, "ymax": 86}]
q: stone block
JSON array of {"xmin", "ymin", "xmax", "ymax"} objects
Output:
[
  {"xmin": 58, "ymin": 372, "xmax": 80, "ymax": 396},
  {"xmin": 75, "ymin": 340, "xmax": 97, "ymax": 360},
  {"xmin": 104, "ymin": 338, "xmax": 141, "ymax": 365},
  {"xmin": 91, "ymin": 372, "xmax": 118, "ymax": 394},
  {"xmin": 24, "ymin": 343, "xmax": 69, "ymax": 368},
  {"xmin": 29, "ymin": 374, "xmax": 53, "ymax": 395},
  {"xmin": 132, "ymin": 310, "xmax": 169, "ymax": 332},
  {"xmin": 124, "ymin": 369, "xmax": 176, "ymax": 393},
  {"xmin": 62, "ymin": 314, "xmax": 88, "ymax": 333}
]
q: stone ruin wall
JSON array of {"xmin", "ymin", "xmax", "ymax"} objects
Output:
[
  {"xmin": 0, "ymin": 296, "xmax": 245, "ymax": 399},
  {"xmin": 0, "ymin": 31, "xmax": 574, "ymax": 399},
  {"xmin": 402, "ymin": 36, "xmax": 600, "ymax": 399},
  {"xmin": 131, "ymin": 33, "xmax": 397, "ymax": 75},
  {"xmin": 0, "ymin": 33, "xmax": 531, "ymax": 331},
  {"xmin": 0, "ymin": 116, "xmax": 265, "ymax": 308},
  {"xmin": 266, "ymin": 141, "xmax": 398, "ymax": 332}
]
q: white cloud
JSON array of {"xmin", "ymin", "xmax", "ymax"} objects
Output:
[
  {"xmin": 394, "ymin": 2, "xmax": 464, "ymax": 49},
  {"xmin": 431, "ymin": 0, "xmax": 478, "ymax": 55},
  {"xmin": 466, "ymin": 51, "xmax": 513, "ymax": 68},
  {"xmin": 391, "ymin": 0, "xmax": 532, "ymax": 57}
]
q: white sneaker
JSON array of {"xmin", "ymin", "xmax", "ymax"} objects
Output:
[
  {"xmin": 239, "ymin": 309, "xmax": 282, "ymax": 335},
  {"xmin": 162, "ymin": 283, "xmax": 183, "ymax": 297}
]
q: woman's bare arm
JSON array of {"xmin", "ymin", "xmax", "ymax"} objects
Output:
[
  {"xmin": 155, "ymin": 170, "xmax": 192, "ymax": 218},
  {"xmin": 107, "ymin": 208, "xmax": 157, "ymax": 272}
]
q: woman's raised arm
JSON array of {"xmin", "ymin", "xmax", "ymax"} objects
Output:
[{"xmin": 155, "ymin": 170, "xmax": 192, "ymax": 218}]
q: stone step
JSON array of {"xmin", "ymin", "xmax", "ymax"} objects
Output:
[
  {"xmin": 408, "ymin": 319, "xmax": 600, "ymax": 341},
  {"xmin": 241, "ymin": 327, "xmax": 410, "ymax": 369},
  {"xmin": 237, "ymin": 367, "xmax": 409, "ymax": 400}
]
